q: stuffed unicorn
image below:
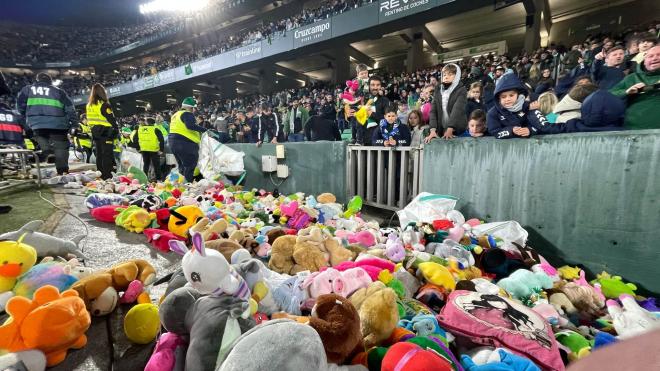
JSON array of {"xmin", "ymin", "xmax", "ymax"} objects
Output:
[{"xmin": 169, "ymin": 232, "xmax": 250, "ymax": 301}]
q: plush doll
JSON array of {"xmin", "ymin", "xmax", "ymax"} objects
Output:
[
  {"xmin": 496, "ymin": 269, "xmax": 553, "ymax": 301},
  {"xmin": 272, "ymin": 272, "xmax": 312, "ymax": 315},
  {"xmin": 303, "ymin": 268, "xmax": 342, "ymax": 299},
  {"xmin": 382, "ymin": 342, "xmax": 453, "ymax": 371},
  {"xmin": 377, "ymin": 270, "xmax": 405, "ymax": 299},
  {"xmin": 0, "ymin": 220, "xmax": 86, "ymax": 259},
  {"xmin": 607, "ymin": 294, "xmax": 660, "ymax": 339},
  {"xmin": 0, "ymin": 234, "xmax": 38, "ymax": 308},
  {"xmin": 268, "ymin": 234, "xmax": 297, "ymax": 274},
  {"xmin": 2, "ymin": 260, "xmax": 80, "ymax": 312},
  {"xmin": 218, "ymin": 319, "xmax": 359, "ymax": 371},
  {"xmin": 232, "ymin": 258, "xmax": 285, "ymax": 315},
  {"xmin": 168, "ymin": 205, "xmax": 205, "ymax": 238},
  {"xmin": 159, "ymin": 286, "xmax": 256, "ymax": 371},
  {"xmin": 334, "ymin": 257, "xmax": 395, "ymax": 281},
  {"xmin": 460, "ymin": 348, "xmax": 540, "ymax": 371},
  {"xmin": 124, "ymin": 303, "xmax": 160, "ymax": 344},
  {"xmin": 335, "ymin": 230, "xmax": 376, "ymax": 248},
  {"xmin": 72, "ymin": 259, "xmax": 156, "ymax": 315},
  {"xmin": 317, "ymin": 193, "xmax": 337, "ymax": 204},
  {"xmin": 555, "ymin": 281, "xmax": 604, "ymax": 318},
  {"xmin": 591, "ymin": 272, "xmax": 637, "ymax": 299},
  {"xmin": 0, "ymin": 350, "xmax": 46, "ymax": 371},
  {"xmin": 84, "ymin": 193, "xmax": 126, "ymax": 209},
  {"xmin": 190, "ymin": 217, "xmax": 229, "ymax": 241},
  {"xmin": 90, "ymin": 204, "xmax": 123, "ymax": 223},
  {"xmin": 143, "ymin": 228, "xmax": 187, "ymax": 253},
  {"xmin": 555, "ymin": 330, "xmax": 592, "ymax": 361},
  {"xmin": 169, "ymin": 232, "xmax": 250, "ymax": 301},
  {"xmin": 144, "ymin": 332, "xmax": 187, "ymax": 371},
  {"xmin": 130, "ymin": 194, "xmax": 163, "ymax": 211},
  {"xmin": 292, "ymin": 239, "xmax": 329, "ymax": 274},
  {"xmin": 416, "ymin": 262, "xmax": 456, "ymax": 291},
  {"xmin": 350, "ymin": 281, "xmax": 399, "ymax": 347},
  {"xmin": 385, "ymin": 234, "xmax": 406, "ymax": 263},
  {"xmin": 0, "ymin": 285, "xmax": 91, "ymax": 367},
  {"xmin": 114, "ymin": 205, "xmax": 156, "ymax": 233}
]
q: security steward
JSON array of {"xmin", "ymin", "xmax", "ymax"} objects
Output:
[
  {"xmin": 16, "ymin": 72, "xmax": 77, "ymax": 175},
  {"xmin": 168, "ymin": 97, "xmax": 207, "ymax": 182},
  {"xmin": 132, "ymin": 116, "xmax": 164, "ymax": 181},
  {"xmin": 72, "ymin": 113, "xmax": 93, "ymax": 163},
  {"xmin": 85, "ymin": 83, "xmax": 118, "ymax": 180}
]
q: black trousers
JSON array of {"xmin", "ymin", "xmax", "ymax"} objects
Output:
[
  {"xmin": 33, "ymin": 129, "xmax": 70, "ymax": 174},
  {"xmin": 91, "ymin": 126, "xmax": 116, "ymax": 180},
  {"xmin": 142, "ymin": 151, "xmax": 162, "ymax": 181}
]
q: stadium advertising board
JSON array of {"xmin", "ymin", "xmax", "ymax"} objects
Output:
[
  {"xmin": 332, "ymin": 2, "xmax": 379, "ymax": 38},
  {"xmin": 378, "ymin": 0, "xmax": 437, "ymax": 23},
  {"xmin": 234, "ymin": 43, "xmax": 263, "ymax": 64},
  {"xmin": 293, "ymin": 20, "xmax": 332, "ymax": 48},
  {"xmin": 156, "ymin": 69, "xmax": 176, "ymax": 87},
  {"xmin": 211, "ymin": 53, "xmax": 235, "ymax": 70},
  {"xmin": 262, "ymin": 34, "xmax": 294, "ymax": 58}
]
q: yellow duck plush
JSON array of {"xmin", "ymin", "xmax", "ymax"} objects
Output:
[{"xmin": 0, "ymin": 234, "xmax": 38, "ymax": 303}]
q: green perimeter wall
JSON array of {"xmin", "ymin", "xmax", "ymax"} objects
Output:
[
  {"xmin": 227, "ymin": 142, "xmax": 347, "ymax": 203},
  {"xmin": 229, "ymin": 131, "xmax": 660, "ymax": 294},
  {"xmin": 421, "ymin": 130, "xmax": 660, "ymax": 294}
]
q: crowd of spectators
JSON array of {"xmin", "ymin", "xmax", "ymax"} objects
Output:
[
  {"xmin": 1, "ymin": 0, "xmax": 374, "ymax": 97},
  {"xmin": 3, "ymin": 21, "xmax": 659, "ymax": 144}
]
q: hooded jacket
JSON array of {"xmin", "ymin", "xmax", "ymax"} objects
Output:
[
  {"xmin": 486, "ymin": 73, "xmax": 548, "ymax": 138},
  {"xmin": 429, "ymin": 63, "xmax": 467, "ymax": 134},
  {"xmin": 566, "ymin": 90, "xmax": 625, "ymax": 132},
  {"xmin": 610, "ymin": 62, "xmax": 660, "ymax": 130},
  {"xmin": 553, "ymin": 95, "xmax": 583, "ymax": 123}
]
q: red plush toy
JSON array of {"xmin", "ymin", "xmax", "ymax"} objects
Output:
[
  {"xmin": 143, "ymin": 228, "xmax": 186, "ymax": 253},
  {"xmin": 154, "ymin": 208, "xmax": 170, "ymax": 229},
  {"xmin": 90, "ymin": 205, "xmax": 123, "ymax": 223},
  {"xmin": 381, "ymin": 342, "xmax": 453, "ymax": 371}
]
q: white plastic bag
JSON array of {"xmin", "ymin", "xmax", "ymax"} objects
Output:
[
  {"xmin": 120, "ymin": 147, "xmax": 143, "ymax": 170},
  {"xmin": 471, "ymin": 221, "xmax": 529, "ymax": 252},
  {"xmin": 396, "ymin": 192, "xmax": 458, "ymax": 227},
  {"xmin": 198, "ymin": 133, "xmax": 245, "ymax": 178}
]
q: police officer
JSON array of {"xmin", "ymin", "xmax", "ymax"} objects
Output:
[
  {"xmin": 72, "ymin": 113, "xmax": 93, "ymax": 163},
  {"xmin": 132, "ymin": 116, "xmax": 164, "ymax": 181},
  {"xmin": 85, "ymin": 83, "xmax": 118, "ymax": 180},
  {"xmin": 16, "ymin": 72, "xmax": 77, "ymax": 175},
  {"xmin": 168, "ymin": 97, "xmax": 207, "ymax": 182}
]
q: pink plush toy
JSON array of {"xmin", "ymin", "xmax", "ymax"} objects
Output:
[
  {"xmin": 303, "ymin": 268, "xmax": 341, "ymax": 298},
  {"xmin": 280, "ymin": 201, "xmax": 299, "ymax": 217},
  {"xmin": 145, "ymin": 332, "xmax": 188, "ymax": 371},
  {"xmin": 332, "ymin": 257, "xmax": 395, "ymax": 281},
  {"xmin": 575, "ymin": 270, "xmax": 605, "ymax": 302},
  {"xmin": 119, "ymin": 280, "xmax": 144, "ymax": 304},
  {"xmin": 335, "ymin": 230, "xmax": 376, "ymax": 248},
  {"xmin": 533, "ymin": 302, "xmax": 569, "ymax": 327},
  {"xmin": 143, "ymin": 229, "xmax": 187, "ymax": 253},
  {"xmin": 332, "ymin": 267, "xmax": 372, "ymax": 298},
  {"xmin": 385, "ymin": 234, "xmax": 406, "ymax": 262}
]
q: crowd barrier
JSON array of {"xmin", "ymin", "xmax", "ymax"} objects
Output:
[{"xmin": 227, "ymin": 130, "xmax": 660, "ymax": 294}]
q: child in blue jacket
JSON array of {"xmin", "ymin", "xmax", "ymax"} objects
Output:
[
  {"xmin": 372, "ymin": 105, "xmax": 411, "ymax": 147},
  {"xmin": 487, "ymin": 73, "xmax": 550, "ymax": 139}
]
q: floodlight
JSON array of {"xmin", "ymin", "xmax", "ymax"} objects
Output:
[{"xmin": 139, "ymin": 0, "xmax": 209, "ymax": 14}]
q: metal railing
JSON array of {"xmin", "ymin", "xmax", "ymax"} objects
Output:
[{"xmin": 346, "ymin": 145, "xmax": 423, "ymax": 210}]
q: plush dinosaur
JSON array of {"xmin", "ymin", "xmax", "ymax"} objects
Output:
[{"xmin": 0, "ymin": 220, "xmax": 85, "ymax": 259}]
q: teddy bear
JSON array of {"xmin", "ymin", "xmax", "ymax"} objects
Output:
[
  {"xmin": 316, "ymin": 193, "xmax": 337, "ymax": 204},
  {"xmin": 268, "ymin": 234, "xmax": 329, "ymax": 275},
  {"xmin": 272, "ymin": 294, "xmax": 362, "ymax": 365},
  {"xmin": 190, "ymin": 217, "xmax": 229, "ymax": 241},
  {"xmin": 350, "ymin": 281, "xmax": 399, "ymax": 348},
  {"xmin": 0, "ymin": 285, "xmax": 90, "ymax": 367},
  {"xmin": 71, "ymin": 259, "xmax": 156, "ymax": 316},
  {"xmin": 297, "ymin": 226, "xmax": 353, "ymax": 267},
  {"xmin": 268, "ymin": 235, "xmax": 297, "ymax": 274}
]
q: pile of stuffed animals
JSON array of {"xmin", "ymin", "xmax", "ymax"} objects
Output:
[{"xmin": 0, "ymin": 168, "xmax": 658, "ymax": 371}]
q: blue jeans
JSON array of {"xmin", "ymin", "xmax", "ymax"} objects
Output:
[{"xmin": 288, "ymin": 133, "xmax": 305, "ymax": 142}]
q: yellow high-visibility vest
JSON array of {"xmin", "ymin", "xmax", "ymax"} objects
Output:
[
  {"xmin": 86, "ymin": 101, "xmax": 112, "ymax": 127},
  {"xmin": 137, "ymin": 125, "xmax": 159, "ymax": 152},
  {"xmin": 170, "ymin": 110, "xmax": 200, "ymax": 144}
]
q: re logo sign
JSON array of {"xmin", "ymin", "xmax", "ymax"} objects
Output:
[{"xmin": 380, "ymin": 0, "xmax": 409, "ymax": 11}]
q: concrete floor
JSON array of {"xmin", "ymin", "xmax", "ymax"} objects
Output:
[{"xmin": 42, "ymin": 189, "xmax": 182, "ymax": 371}]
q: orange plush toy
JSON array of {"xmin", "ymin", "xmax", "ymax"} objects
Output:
[{"xmin": 0, "ymin": 285, "xmax": 91, "ymax": 367}]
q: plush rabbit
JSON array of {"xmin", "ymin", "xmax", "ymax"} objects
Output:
[{"xmin": 169, "ymin": 232, "xmax": 250, "ymax": 301}]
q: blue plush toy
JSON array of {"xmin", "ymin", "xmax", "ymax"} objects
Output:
[{"xmin": 497, "ymin": 269, "xmax": 553, "ymax": 301}]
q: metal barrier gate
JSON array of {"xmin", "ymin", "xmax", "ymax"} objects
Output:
[{"xmin": 346, "ymin": 146, "xmax": 423, "ymax": 210}]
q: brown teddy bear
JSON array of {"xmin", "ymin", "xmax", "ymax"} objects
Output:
[
  {"xmin": 317, "ymin": 193, "xmax": 337, "ymax": 204},
  {"xmin": 269, "ymin": 235, "xmax": 297, "ymax": 274},
  {"xmin": 297, "ymin": 227, "xmax": 353, "ymax": 267},
  {"xmin": 268, "ymin": 234, "xmax": 329, "ymax": 275},
  {"xmin": 71, "ymin": 259, "xmax": 156, "ymax": 316},
  {"xmin": 350, "ymin": 281, "xmax": 399, "ymax": 348},
  {"xmin": 266, "ymin": 228, "xmax": 287, "ymax": 244},
  {"xmin": 190, "ymin": 217, "xmax": 229, "ymax": 240},
  {"xmin": 310, "ymin": 294, "xmax": 363, "ymax": 364},
  {"xmin": 271, "ymin": 293, "xmax": 363, "ymax": 364}
]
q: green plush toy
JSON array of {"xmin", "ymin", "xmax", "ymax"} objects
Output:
[
  {"xmin": 403, "ymin": 252, "xmax": 447, "ymax": 271},
  {"xmin": 591, "ymin": 272, "xmax": 637, "ymax": 299},
  {"xmin": 555, "ymin": 330, "xmax": 592, "ymax": 360},
  {"xmin": 128, "ymin": 166, "xmax": 149, "ymax": 185}
]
